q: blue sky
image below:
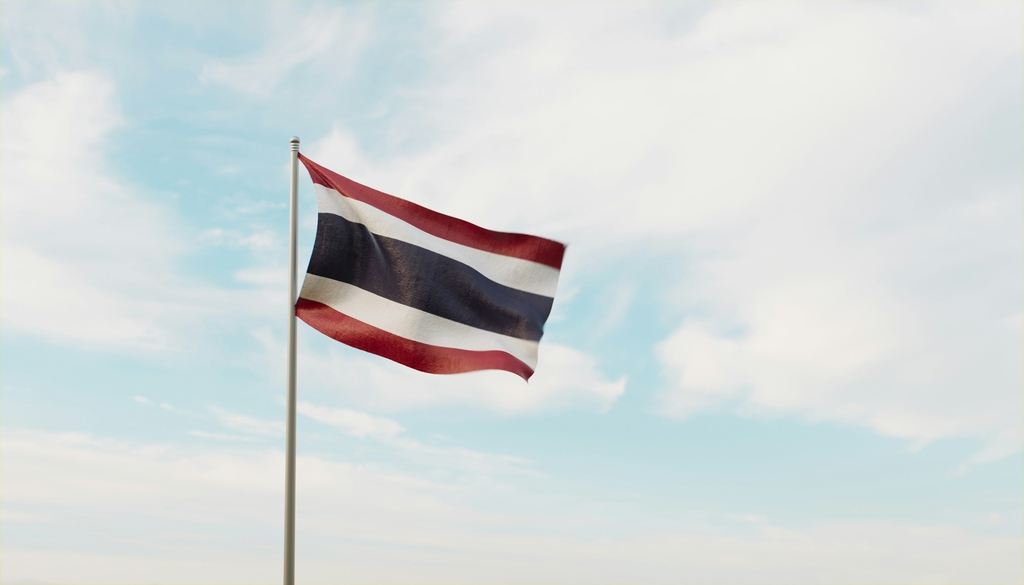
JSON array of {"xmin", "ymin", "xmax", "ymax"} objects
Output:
[{"xmin": 1, "ymin": 2, "xmax": 1021, "ymax": 583}]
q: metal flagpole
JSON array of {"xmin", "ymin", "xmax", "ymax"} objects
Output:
[{"xmin": 284, "ymin": 136, "xmax": 300, "ymax": 585}]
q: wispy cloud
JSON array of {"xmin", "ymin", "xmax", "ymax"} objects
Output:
[
  {"xmin": 209, "ymin": 407, "xmax": 284, "ymax": 438},
  {"xmin": 206, "ymin": 401, "xmax": 537, "ymax": 478},
  {"xmin": 0, "ymin": 71, "xmax": 248, "ymax": 352},
  {"xmin": 199, "ymin": 4, "xmax": 372, "ymax": 96},
  {"xmin": 298, "ymin": 401, "xmax": 536, "ymax": 477},
  {"xmin": 297, "ymin": 402, "xmax": 404, "ymax": 440},
  {"xmin": 3, "ymin": 429, "xmax": 1020, "ymax": 584},
  {"xmin": 187, "ymin": 430, "xmax": 260, "ymax": 443},
  {"xmin": 1, "ymin": 72, "xmax": 168, "ymax": 348}
]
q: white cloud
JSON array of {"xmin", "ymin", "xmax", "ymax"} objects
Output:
[
  {"xmin": 590, "ymin": 281, "xmax": 638, "ymax": 343},
  {"xmin": 206, "ymin": 401, "xmax": 537, "ymax": 478},
  {"xmin": 2, "ymin": 429, "xmax": 1020, "ymax": 584},
  {"xmin": 199, "ymin": 4, "xmax": 372, "ymax": 95},
  {"xmin": 197, "ymin": 226, "xmax": 279, "ymax": 254},
  {"xmin": 960, "ymin": 426, "xmax": 1024, "ymax": 473},
  {"xmin": 298, "ymin": 402, "xmax": 405, "ymax": 440},
  {"xmin": 0, "ymin": 68, "xmax": 301, "ymax": 358},
  {"xmin": 306, "ymin": 3, "xmax": 1022, "ymax": 460},
  {"xmin": 209, "ymin": 407, "xmax": 284, "ymax": 438},
  {"xmin": 187, "ymin": 430, "xmax": 260, "ymax": 443},
  {"xmin": 0, "ymin": 71, "xmax": 179, "ymax": 348},
  {"xmin": 0, "ymin": 70, "xmax": 260, "ymax": 352},
  {"xmin": 297, "ymin": 401, "xmax": 536, "ymax": 478}
]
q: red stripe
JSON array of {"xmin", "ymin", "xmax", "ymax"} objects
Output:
[
  {"xmin": 298, "ymin": 154, "xmax": 565, "ymax": 270},
  {"xmin": 296, "ymin": 298, "xmax": 535, "ymax": 380}
]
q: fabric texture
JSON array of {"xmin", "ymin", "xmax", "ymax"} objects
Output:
[{"xmin": 295, "ymin": 154, "xmax": 565, "ymax": 380}]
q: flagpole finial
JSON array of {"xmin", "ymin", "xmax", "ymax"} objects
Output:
[{"xmin": 290, "ymin": 136, "xmax": 300, "ymax": 151}]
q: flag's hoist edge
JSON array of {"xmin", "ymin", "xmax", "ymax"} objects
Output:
[{"xmin": 295, "ymin": 154, "xmax": 565, "ymax": 381}]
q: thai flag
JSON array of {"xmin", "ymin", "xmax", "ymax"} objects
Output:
[{"xmin": 295, "ymin": 155, "xmax": 565, "ymax": 381}]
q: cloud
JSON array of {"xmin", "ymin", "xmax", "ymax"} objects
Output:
[
  {"xmin": 306, "ymin": 3, "xmax": 1022, "ymax": 460},
  {"xmin": 205, "ymin": 401, "xmax": 536, "ymax": 478},
  {"xmin": 187, "ymin": 430, "xmax": 260, "ymax": 443},
  {"xmin": 0, "ymin": 71, "xmax": 178, "ymax": 348},
  {"xmin": 297, "ymin": 401, "xmax": 536, "ymax": 477},
  {"xmin": 0, "ymin": 68, "xmax": 300, "ymax": 356},
  {"xmin": 197, "ymin": 227, "xmax": 279, "ymax": 255},
  {"xmin": 649, "ymin": 5, "xmax": 1024, "ymax": 463},
  {"xmin": 0, "ymin": 70, "xmax": 258, "ymax": 352},
  {"xmin": 209, "ymin": 407, "xmax": 284, "ymax": 438},
  {"xmin": 199, "ymin": 4, "xmax": 372, "ymax": 96},
  {"xmin": 298, "ymin": 402, "xmax": 405, "ymax": 440},
  {"xmin": 2, "ymin": 429, "xmax": 1020, "ymax": 584}
]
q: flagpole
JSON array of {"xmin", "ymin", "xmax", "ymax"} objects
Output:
[{"xmin": 284, "ymin": 136, "xmax": 300, "ymax": 585}]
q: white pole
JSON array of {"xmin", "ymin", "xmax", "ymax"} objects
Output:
[{"xmin": 284, "ymin": 136, "xmax": 300, "ymax": 585}]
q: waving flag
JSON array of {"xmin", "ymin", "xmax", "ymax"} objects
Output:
[{"xmin": 295, "ymin": 154, "xmax": 564, "ymax": 380}]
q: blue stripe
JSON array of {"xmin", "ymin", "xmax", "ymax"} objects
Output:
[{"xmin": 306, "ymin": 213, "xmax": 554, "ymax": 341}]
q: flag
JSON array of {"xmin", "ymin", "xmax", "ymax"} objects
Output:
[{"xmin": 295, "ymin": 154, "xmax": 565, "ymax": 381}]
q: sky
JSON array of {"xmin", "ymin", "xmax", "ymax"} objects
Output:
[{"xmin": 0, "ymin": 1, "xmax": 1021, "ymax": 584}]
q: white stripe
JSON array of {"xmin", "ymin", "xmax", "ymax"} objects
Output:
[
  {"xmin": 314, "ymin": 184, "xmax": 560, "ymax": 298},
  {"xmin": 300, "ymin": 274, "xmax": 539, "ymax": 368}
]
